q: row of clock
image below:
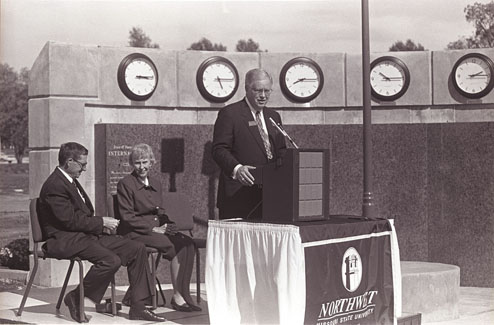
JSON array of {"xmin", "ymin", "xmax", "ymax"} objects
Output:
[{"xmin": 117, "ymin": 52, "xmax": 494, "ymax": 103}]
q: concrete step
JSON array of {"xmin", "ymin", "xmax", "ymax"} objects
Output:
[{"xmin": 401, "ymin": 261, "xmax": 460, "ymax": 323}]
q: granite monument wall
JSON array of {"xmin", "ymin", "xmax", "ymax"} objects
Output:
[{"xmin": 94, "ymin": 122, "xmax": 494, "ymax": 287}]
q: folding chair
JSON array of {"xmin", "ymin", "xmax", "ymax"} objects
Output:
[
  {"xmin": 162, "ymin": 192, "xmax": 207, "ymax": 303},
  {"xmin": 107, "ymin": 195, "xmax": 164, "ymax": 309},
  {"xmin": 17, "ymin": 198, "xmax": 117, "ymax": 322}
]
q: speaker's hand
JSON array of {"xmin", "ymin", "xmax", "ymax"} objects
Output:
[{"xmin": 235, "ymin": 165, "xmax": 256, "ymax": 186}]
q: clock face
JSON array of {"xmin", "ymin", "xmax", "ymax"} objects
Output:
[
  {"xmin": 280, "ymin": 57, "xmax": 324, "ymax": 103},
  {"xmin": 370, "ymin": 56, "xmax": 410, "ymax": 101},
  {"xmin": 117, "ymin": 53, "xmax": 158, "ymax": 101},
  {"xmin": 453, "ymin": 53, "xmax": 494, "ymax": 99},
  {"xmin": 196, "ymin": 56, "xmax": 239, "ymax": 103}
]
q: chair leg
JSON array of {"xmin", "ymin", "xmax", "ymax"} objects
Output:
[
  {"xmin": 154, "ymin": 254, "xmax": 165, "ymax": 306},
  {"xmin": 195, "ymin": 247, "xmax": 201, "ymax": 303},
  {"xmin": 110, "ymin": 277, "xmax": 117, "ymax": 316},
  {"xmin": 56, "ymin": 259, "xmax": 75, "ymax": 310},
  {"xmin": 149, "ymin": 252, "xmax": 157, "ymax": 309},
  {"xmin": 155, "ymin": 277, "xmax": 167, "ymax": 307},
  {"xmin": 77, "ymin": 260, "xmax": 85, "ymax": 323},
  {"xmin": 17, "ymin": 256, "xmax": 39, "ymax": 316}
]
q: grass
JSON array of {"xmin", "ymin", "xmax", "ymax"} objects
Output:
[
  {"xmin": 0, "ymin": 163, "xmax": 29, "ymax": 248},
  {"xmin": 0, "ymin": 163, "xmax": 29, "ymax": 194}
]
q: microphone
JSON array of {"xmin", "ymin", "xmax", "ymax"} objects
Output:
[{"xmin": 269, "ymin": 117, "xmax": 299, "ymax": 149}]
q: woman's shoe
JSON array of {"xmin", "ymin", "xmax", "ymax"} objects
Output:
[
  {"xmin": 171, "ymin": 298, "xmax": 193, "ymax": 312},
  {"xmin": 187, "ymin": 303, "xmax": 202, "ymax": 312}
]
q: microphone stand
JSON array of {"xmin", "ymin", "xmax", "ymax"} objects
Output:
[{"xmin": 269, "ymin": 118, "xmax": 299, "ymax": 149}]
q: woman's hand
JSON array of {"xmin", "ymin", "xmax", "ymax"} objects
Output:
[{"xmin": 152, "ymin": 223, "xmax": 178, "ymax": 236}]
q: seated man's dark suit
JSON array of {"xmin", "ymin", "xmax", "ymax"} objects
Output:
[
  {"xmin": 212, "ymin": 98, "xmax": 286, "ymax": 219},
  {"xmin": 38, "ymin": 167, "xmax": 152, "ymax": 305}
]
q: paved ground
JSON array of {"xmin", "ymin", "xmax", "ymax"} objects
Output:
[
  {"xmin": 0, "ymin": 280, "xmax": 492, "ymax": 324},
  {"xmin": 0, "ymin": 283, "xmax": 210, "ymax": 324}
]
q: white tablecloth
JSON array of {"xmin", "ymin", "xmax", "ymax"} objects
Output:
[{"xmin": 205, "ymin": 220, "xmax": 306, "ymax": 324}]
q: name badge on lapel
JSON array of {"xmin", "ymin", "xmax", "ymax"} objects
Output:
[{"xmin": 248, "ymin": 121, "xmax": 257, "ymax": 127}]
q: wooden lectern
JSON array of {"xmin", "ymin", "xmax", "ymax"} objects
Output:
[{"xmin": 254, "ymin": 148, "xmax": 330, "ymax": 223}]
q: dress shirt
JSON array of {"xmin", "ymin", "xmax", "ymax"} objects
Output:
[
  {"xmin": 232, "ymin": 97, "xmax": 270, "ymax": 178},
  {"xmin": 57, "ymin": 166, "xmax": 85, "ymax": 202}
]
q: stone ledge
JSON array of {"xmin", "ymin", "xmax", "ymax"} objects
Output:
[
  {"xmin": 401, "ymin": 261, "xmax": 460, "ymax": 323},
  {"xmin": 0, "ymin": 267, "xmax": 28, "ymax": 283}
]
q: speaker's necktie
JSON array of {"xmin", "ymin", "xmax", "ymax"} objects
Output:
[{"xmin": 255, "ymin": 111, "xmax": 273, "ymax": 160}]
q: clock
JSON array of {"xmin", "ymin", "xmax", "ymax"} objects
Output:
[
  {"xmin": 196, "ymin": 56, "xmax": 239, "ymax": 103},
  {"xmin": 117, "ymin": 53, "xmax": 158, "ymax": 101},
  {"xmin": 370, "ymin": 56, "xmax": 410, "ymax": 101},
  {"xmin": 280, "ymin": 57, "xmax": 324, "ymax": 103},
  {"xmin": 452, "ymin": 52, "xmax": 494, "ymax": 99}
]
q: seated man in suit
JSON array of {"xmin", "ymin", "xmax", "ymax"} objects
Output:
[
  {"xmin": 212, "ymin": 68, "xmax": 287, "ymax": 219},
  {"xmin": 37, "ymin": 142, "xmax": 165, "ymax": 322}
]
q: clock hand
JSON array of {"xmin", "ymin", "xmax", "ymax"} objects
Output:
[
  {"xmin": 135, "ymin": 75, "xmax": 154, "ymax": 80},
  {"xmin": 468, "ymin": 71, "xmax": 483, "ymax": 77},
  {"xmin": 215, "ymin": 76, "xmax": 224, "ymax": 89},
  {"xmin": 468, "ymin": 73, "xmax": 488, "ymax": 78},
  {"xmin": 215, "ymin": 78, "xmax": 235, "ymax": 81},
  {"xmin": 293, "ymin": 78, "xmax": 305, "ymax": 85},
  {"xmin": 379, "ymin": 72, "xmax": 391, "ymax": 81}
]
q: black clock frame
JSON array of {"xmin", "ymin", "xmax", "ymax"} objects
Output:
[
  {"xmin": 117, "ymin": 53, "xmax": 158, "ymax": 101},
  {"xmin": 196, "ymin": 56, "xmax": 239, "ymax": 103},
  {"xmin": 370, "ymin": 56, "xmax": 410, "ymax": 102},
  {"xmin": 452, "ymin": 52, "xmax": 494, "ymax": 99},
  {"xmin": 279, "ymin": 57, "xmax": 324, "ymax": 103}
]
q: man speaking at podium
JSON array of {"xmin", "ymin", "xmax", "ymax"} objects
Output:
[{"xmin": 212, "ymin": 69, "xmax": 286, "ymax": 219}]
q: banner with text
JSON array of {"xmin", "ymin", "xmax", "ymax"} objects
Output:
[{"xmin": 303, "ymin": 232, "xmax": 394, "ymax": 325}]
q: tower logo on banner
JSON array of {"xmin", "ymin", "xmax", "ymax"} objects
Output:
[{"xmin": 341, "ymin": 247, "xmax": 362, "ymax": 292}]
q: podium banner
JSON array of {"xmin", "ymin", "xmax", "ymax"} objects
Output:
[{"xmin": 303, "ymin": 229, "xmax": 394, "ymax": 325}]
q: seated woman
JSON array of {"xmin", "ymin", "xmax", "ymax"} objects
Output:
[{"xmin": 116, "ymin": 143, "xmax": 201, "ymax": 312}]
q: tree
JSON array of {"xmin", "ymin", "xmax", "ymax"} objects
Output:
[
  {"xmin": 188, "ymin": 37, "xmax": 227, "ymax": 51},
  {"xmin": 0, "ymin": 64, "xmax": 29, "ymax": 163},
  {"xmin": 389, "ymin": 39, "xmax": 425, "ymax": 51},
  {"xmin": 447, "ymin": 1, "xmax": 494, "ymax": 49},
  {"xmin": 235, "ymin": 38, "xmax": 265, "ymax": 52},
  {"xmin": 128, "ymin": 26, "xmax": 160, "ymax": 48}
]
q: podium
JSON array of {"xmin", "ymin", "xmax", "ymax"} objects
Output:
[{"xmin": 254, "ymin": 148, "xmax": 330, "ymax": 222}]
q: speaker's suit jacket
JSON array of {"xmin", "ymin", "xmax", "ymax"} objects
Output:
[{"xmin": 212, "ymin": 99, "xmax": 286, "ymax": 219}]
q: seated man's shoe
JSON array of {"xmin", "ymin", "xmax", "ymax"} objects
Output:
[
  {"xmin": 171, "ymin": 298, "xmax": 193, "ymax": 312},
  {"xmin": 64, "ymin": 290, "xmax": 89, "ymax": 323},
  {"xmin": 129, "ymin": 308, "xmax": 166, "ymax": 321}
]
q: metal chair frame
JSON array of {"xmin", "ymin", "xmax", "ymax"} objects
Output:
[{"xmin": 17, "ymin": 198, "xmax": 117, "ymax": 322}]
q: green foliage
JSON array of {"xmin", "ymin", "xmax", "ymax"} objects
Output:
[
  {"xmin": 0, "ymin": 64, "xmax": 28, "ymax": 163},
  {"xmin": 447, "ymin": 1, "xmax": 494, "ymax": 49},
  {"xmin": 128, "ymin": 26, "xmax": 160, "ymax": 48},
  {"xmin": 235, "ymin": 38, "xmax": 265, "ymax": 52},
  {"xmin": 389, "ymin": 39, "xmax": 425, "ymax": 51},
  {"xmin": 188, "ymin": 37, "xmax": 227, "ymax": 51},
  {"xmin": 0, "ymin": 238, "xmax": 29, "ymax": 271}
]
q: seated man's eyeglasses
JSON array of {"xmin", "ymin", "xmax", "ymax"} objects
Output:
[{"xmin": 71, "ymin": 159, "xmax": 87, "ymax": 169}]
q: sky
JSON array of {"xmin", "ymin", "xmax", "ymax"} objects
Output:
[{"xmin": 0, "ymin": 0, "xmax": 488, "ymax": 71}]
